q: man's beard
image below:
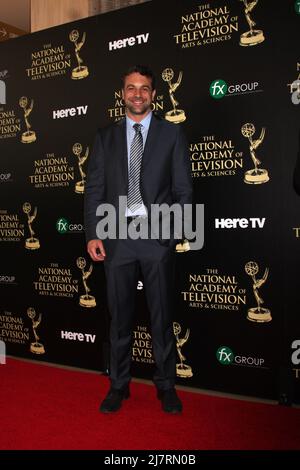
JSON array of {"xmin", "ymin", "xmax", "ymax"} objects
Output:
[{"xmin": 125, "ymin": 100, "xmax": 150, "ymax": 115}]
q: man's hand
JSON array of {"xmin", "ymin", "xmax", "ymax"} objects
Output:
[{"xmin": 87, "ymin": 239, "xmax": 106, "ymax": 262}]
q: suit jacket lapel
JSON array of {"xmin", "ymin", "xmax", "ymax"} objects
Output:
[
  {"xmin": 142, "ymin": 114, "xmax": 161, "ymax": 170},
  {"xmin": 116, "ymin": 118, "xmax": 128, "ymax": 190}
]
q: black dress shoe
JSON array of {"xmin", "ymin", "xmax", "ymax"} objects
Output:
[
  {"xmin": 100, "ymin": 386, "xmax": 130, "ymax": 413},
  {"xmin": 157, "ymin": 388, "xmax": 182, "ymax": 414}
]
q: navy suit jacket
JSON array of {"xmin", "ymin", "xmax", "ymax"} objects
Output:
[{"xmin": 84, "ymin": 114, "xmax": 192, "ymax": 250}]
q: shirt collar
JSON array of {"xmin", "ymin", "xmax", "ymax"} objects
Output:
[{"xmin": 126, "ymin": 111, "xmax": 152, "ymax": 131}]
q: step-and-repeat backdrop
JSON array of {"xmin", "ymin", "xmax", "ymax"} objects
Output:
[{"xmin": 0, "ymin": 0, "xmax": 299, "ymax": 403}]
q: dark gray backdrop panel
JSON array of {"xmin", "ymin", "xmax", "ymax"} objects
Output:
[{"xmin": 0, "ymin": 0, "xmax": 299, "ymax": 402}]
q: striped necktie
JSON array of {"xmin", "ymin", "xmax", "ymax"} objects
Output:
[{"xmin": 128, "ymin": 123, "xmax": 144, "ymax": 211}]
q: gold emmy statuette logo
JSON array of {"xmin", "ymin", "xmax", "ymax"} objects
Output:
[
  {"xmin": 77, "ymin": 257, "xmax": 96, "ymax": 307},
  {"xmin": 19, "ymin": 96, "xmax": 36, "ymax": 143},
  {"xmin": 239, "ymin": 0, "xmax": 265, "ymax": 46},
  {"xmin": 176, "ymin": 239, "xmax": 190, "ymax": 253},
  {"xmin": 27, "ymin": 307, "xmax": 45, "ymax": 354},
  {"xmin": 173, "ymin": 322, "xmax": 193, "ymax": 378},
  {"xmin": 73, "ymin": 143, "xmax": 89, "ymax": 194},
  {"xmin": 69, "ymin": 30, "xmax": 89, "ymax": 79},
  {"xmin": 241, "ymin": 123, "xmax": 269, "ymax": 184},
  {"xmin": 245, "ymin": 261, "xmax": 272, "ymax": 322},
  {"xmin": 23, "ymin": 202, "xmax": 40, "ymax": 250},
  {"xmin": 162, "ymin": 68, "xmax": 186, "ymax": 124}
]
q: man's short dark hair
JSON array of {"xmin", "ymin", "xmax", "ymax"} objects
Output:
[{"xmin": 122, "ymin": 65, "xmax": 156, "ymax": 91}]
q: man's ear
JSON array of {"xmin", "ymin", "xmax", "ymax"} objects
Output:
[{"xmin": 152, "ymin": 89, "xmax": 156, "ymax": 101}]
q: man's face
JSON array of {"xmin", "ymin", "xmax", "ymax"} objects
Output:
[{"xmin": 122, "ymin": 72, "xmax": 156, "ymax": 120}]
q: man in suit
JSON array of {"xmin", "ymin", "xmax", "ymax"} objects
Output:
[{"xmin": 84, "ymin": 65, "xmax": 192, "ymax": 414}]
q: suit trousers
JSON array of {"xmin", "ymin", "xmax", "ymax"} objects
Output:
[{"xmin": 104, "ymin": 237, "xmax": 176, "ymax": 391}]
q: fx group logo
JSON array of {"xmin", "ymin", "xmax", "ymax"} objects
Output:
[
  {"xmin": 210, "ymin": 79, "xmax": 261, "ymax": 99},
  {"xmin": 0, "ymin": 275, "xmax": 16, "ymax": 284},
  {"xmin": 56, "ymin": 217, "xmax": 84, "ymax": 234},
  {"xmin": 209, "ymin": 79, "xmax": 227, "ymax": 99},
  {"xmin": 216, "ymin": 346, "xmax": 234, "ymax": 364},
  {"xmin": 216, "ymin": 345, "xmax": 266, "ymax": 368}
]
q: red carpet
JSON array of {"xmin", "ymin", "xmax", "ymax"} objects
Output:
[{"xmin": 0, "ymin": 358, "xmax": 300, "ymax": 450}]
